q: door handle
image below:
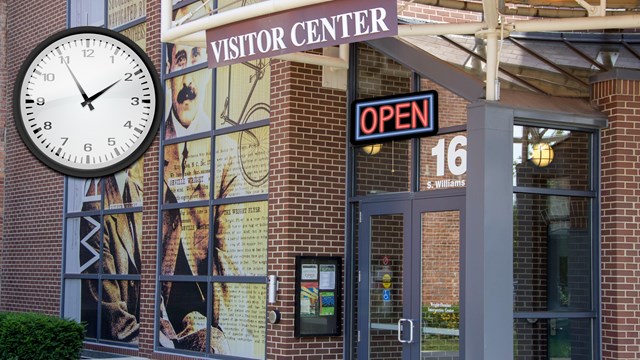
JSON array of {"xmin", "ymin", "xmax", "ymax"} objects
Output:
[
  {"xmin": 398, "ymin": 319, "xmax": 407, "ymax": 343},
  {"xmin": 406, "ymin": 319, "xmax": 414, "ymax": 344},
  {"xmin": 397, "ymin": 319, "xmax": 415, "ymax": 344}
]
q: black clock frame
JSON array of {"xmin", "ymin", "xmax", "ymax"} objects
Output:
[{"xmin": 13, "ymin": 26, "xmax": 162, "ymax": 178}]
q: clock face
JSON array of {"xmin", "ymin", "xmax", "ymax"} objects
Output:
[{"xmin": 14, "ymin": 27, "xmax": 161, "ymax": 177}]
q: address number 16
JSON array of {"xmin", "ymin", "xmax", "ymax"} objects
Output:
[{"xmin": 431, "ymin": 135, "xmax": 467, "ymax": 176}]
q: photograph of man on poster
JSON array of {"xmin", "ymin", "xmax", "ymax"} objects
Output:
[{"xmin": 76, "ymin": 159, "xmax": 143, "ymax": 344}]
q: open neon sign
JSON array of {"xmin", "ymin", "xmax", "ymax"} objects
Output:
[{"xmin": 351, "ymin": 91, "xmax": 438, "ymax": 145}]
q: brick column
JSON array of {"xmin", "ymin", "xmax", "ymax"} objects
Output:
[
  {"xmin": 591, "ymin": 70, "xmax": 640, "ymax": 360},
  {"xmin": 268, "ymin": 59, "xmax": 346, "ymax": 359}
]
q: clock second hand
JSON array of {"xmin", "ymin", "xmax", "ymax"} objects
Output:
[
  {"xmin": 81, "ymin": 79, "xmax": 121, "ymax": 109},
  {"xmin": 63, "ymin": 61, "xmax": 94, "ymax": 111}
]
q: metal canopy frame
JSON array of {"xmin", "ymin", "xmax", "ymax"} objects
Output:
[{"xmin": 162, "ymin": 0, "xmax": 640, "ymax": 101}]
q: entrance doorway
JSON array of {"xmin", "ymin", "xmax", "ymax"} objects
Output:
[{"xmin": 357, "ymin": 195, "xmax": 465, "ymax": 360}]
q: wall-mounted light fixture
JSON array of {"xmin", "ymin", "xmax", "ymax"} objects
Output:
[
  {"xmin": 361, "ymin": 143, "xmax": 382, "ymax": 156},
  {"xmin": 531, "ymin": 143, "xmax": 554, "ymax": 167},
  {"xmin": 268, "ymin": 275, "xmax": 278, "ymax": 304}
]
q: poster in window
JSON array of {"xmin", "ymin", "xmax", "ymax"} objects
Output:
[
  {"xmin": 101, "ymin": 280, "xmax": 140, "ymax": 344},
  {"xmin": 104, "ymin": 157, "xmax": 143, "ymax": 210},
  {"xmin": 103, "ymin": 212, "xmax": 142, "ymax": 275},
  {"xmin": 164, "ymin": 68, "xmax": 212, "ymax": 139},
  {"xmin": 214, "ymin": 283, "xmax": 266, "ymax": 359},
  {"xmin": 108, "ymin": 0, "xmax": 145, "ymax": 29},
  {"xmin": 213, "ymin": 201, "xmax": 267, "ymax": 276},
  {"xmin": 67, "ymin": 177, "xmax": 101, "ymax": 212},
  {"xmin": 161, "ymin": 207, "xmax": 209, "ymax": 277},
  {"xmin": 159, "ymin": 281, "xmax": 215, "ymax": 353},
  {"xmin": 65, "ymin": 216, "xmax": 101, "ymax": 274},
  {"xmin": 164, "ymin": 138, "xmax": 211, "ymax": 203},
  {"xmin": 214, "ymin": 127, "xmax": 269, "ymax": 197},
  {"xmin": 300, "ymin": 282, "xmax": 320, "ymax": 316},
  {"xmin": 165, "ymin": 2, "xmax": 211, "ymax": 73},
  {"xmin": 120, "ymin": 22, "xmax": 146, "ymax": 52},
  {"xmin": 215, "ymin": 61, "xmax": 270, "ymax": 130}
]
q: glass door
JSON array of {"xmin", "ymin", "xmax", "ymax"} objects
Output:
[
  {"xmin": 357, "ymin": 196, "xmax": 464, "ymax": 360},
  {"xmin": 358, "ymin": 200, "xmax": 413, "ymax": 360},
  {"xmin": 413, "ymin": 196, "xmax": 464, "ymax": 360}
]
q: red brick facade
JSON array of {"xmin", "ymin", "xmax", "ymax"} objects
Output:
[
  {"xmin": 0, "ymin": 1, "xmax": 639, "ymax": 360},
  {"xmin": 592, "ymin": 75, "xmax": 640, "ymax": 360},
  {"xmin": 268, "ymin": 59, "xmax": 346, "ymax": 359}
]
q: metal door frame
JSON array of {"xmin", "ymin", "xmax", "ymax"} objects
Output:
[{"xmin": 357, "ymin": 192, "xmax": 465, "ymax": 360}]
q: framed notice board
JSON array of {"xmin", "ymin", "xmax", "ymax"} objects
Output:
[{"xmin": 294, "ymin": 256, "xmax": 342, "ymax": 337}]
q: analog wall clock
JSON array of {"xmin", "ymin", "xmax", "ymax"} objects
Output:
[{"xmin": 13, "ymin": 26, "xmax": 161, "ymax": 178}]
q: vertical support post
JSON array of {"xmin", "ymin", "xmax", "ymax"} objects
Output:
[
  {"xmin": 485, "ymin": 31, "xmax": 499, "ymax": 101},
  {"xmin": 464, "ymin": 102, "xmax": 513, "ymax": 359}
]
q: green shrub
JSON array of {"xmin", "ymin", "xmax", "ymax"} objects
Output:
[{"xmin": 0, "ymin": 312, "xmax": 85, "ymax": 360}]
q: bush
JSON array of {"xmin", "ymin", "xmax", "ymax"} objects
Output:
[{"xmin": 0, "ymin": 312, "xmax": 85, "ymax": 360}]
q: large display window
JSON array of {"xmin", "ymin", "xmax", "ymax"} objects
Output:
[
  {"xmin": 156, "ymin": 2, "xmax": 270, "ymax": 358},
  {"xmin": 63, "ymin": 158, "xmax": 144, "ymax": 346},
  {"xmin": 63, "ymin": 0, "xmax": 148, "ymax": 348}
]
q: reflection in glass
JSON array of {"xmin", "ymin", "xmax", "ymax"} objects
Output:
[
  {"xmin": 161, "ymin": 207, "xmax": 209, "ymax": 277},
  {"xmin": 213, "ymin": 201, "xmax": 268, "ymax": 276},
  {"xmin": 513, "ymin": 193, "xmax": 592, "ymax": 312},
  {"xmin": 355, "ymin": 140, "xmax": 412, "ymax": 195},
  {"xmin": 513, "ymin": 126, "xmax": 590, "ymax": 191},
  {"xmin": 216, "ymin": 60, "xmax": 271, "ymax": 130},
  {"xmin": 369, "ymin": 214, "xmax": 404, "ymax": 359},
  {"xmin": 69, "ymin": 0, "xmax": 105, "ymax": 27},
  {"xmin": 421, "ymin": 211, "xmax": 460, "ymax": 356},
  {"xmin": 514, "ymin": 318, "xmax": 592, "ymax": 359},
  {"xmin": 83, "ymin": 279, "xmax": 99, "ymax": 340},
  {"xmin": 420, "ymin": 133, "xmax": 467, "ymax": 191},
  {"xmin": 357, "ymin": 43, "xmax": 412, "ymax": 100},
  {"xmin": 164, "ymin": 68, "xmax": 213, "ymax": 139},
  {"xmin": 159, "ymin": 281, "xmax": 213, "ymax": 353},
  {"xmin": 104, "ymin": 157, "xmax": 144, "ymax": 209},
  {"xmin": 164, "ymin": 138, "xmax": 211, "ymax": 203},
  {"xmin": 214, "ymin": 283, "xmax": 266, "ymax": 359},
  {"xmin": 215, "ymin": 128, "xmax": 269, "ymax": 197},
  {"xmin": 67, "ymin": 177, "xmax": 101, "ymax": 212},
  {"xmin": 65, "ymin": 216, "xmax": 101, "ymax": 274}
]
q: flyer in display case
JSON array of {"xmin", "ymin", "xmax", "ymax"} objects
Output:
[{"xmin": 294, "ymin": 256, "xmax": 342, "ymax": 337}]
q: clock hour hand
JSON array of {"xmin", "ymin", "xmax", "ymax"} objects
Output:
[
  {"xmin": 63, "ymin": 61, "xmax": 94, "ymax": 110},
  {"xmin": 81, "ymin": 79, "xmax": 121, "ymax": 109}
]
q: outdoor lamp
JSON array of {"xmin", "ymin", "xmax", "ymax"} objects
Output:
[
  {"xmin": 361, "ymin": 144, "xmax": 382, "ymax": 156},
  {"xmin": 531, "ymin": 143, "xmax": 554, "ymax": 167}
]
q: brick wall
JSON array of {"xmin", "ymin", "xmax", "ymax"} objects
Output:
[
  {"xmin": 268, "ymin": 58, "xmax": 346, "ymax": 359},
  {"xmin": 1, "ymin": 0, "xmax": 66, "ymax": 316},
  {"xmin": 592, "ymin": 75, "xmax": 640, "ymax": 360},
  {"xmin": 0, "ymin": 0, "xmax": 6, "ymax": 299}
]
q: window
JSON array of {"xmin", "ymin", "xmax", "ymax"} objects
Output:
[
  {"xmin": 513, "ymin": 125, "xmax": 598, "ymax": 359},
  {"xmin": 63, "ymin": 159, "xmax": 143, "ymax": 345},
  {"xmin": 63, "ymin": 0, "xmax": 147, "ymax": 347},
  {"xmin": 157, "ymin": 2, "xmax": 269, "ymax": 358}
]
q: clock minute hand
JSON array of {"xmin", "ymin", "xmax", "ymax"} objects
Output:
[
  {"xmin": 81, "ymin": 79, "xmax": 121, "ymax": 109},
  {"xmin": 63, "ymin": 61, "xmax": 94, "ymax": 111}
]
